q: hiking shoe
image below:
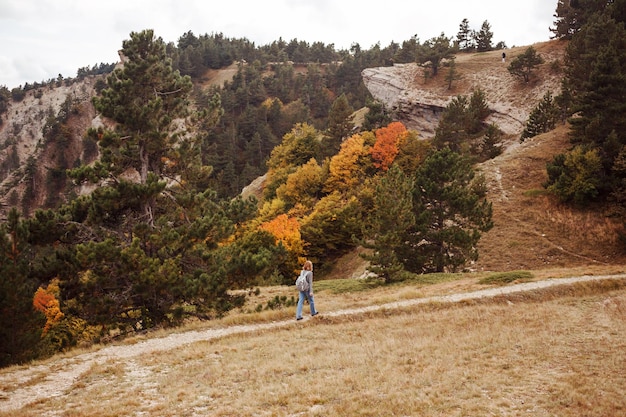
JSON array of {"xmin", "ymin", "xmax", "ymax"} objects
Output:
[{"xmin": 311, "ymin": 312, "xmax": 318, "ymax": 317}]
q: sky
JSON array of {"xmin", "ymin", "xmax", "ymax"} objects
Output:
[{"xmin": 0, "ymin": 0, "xmax": 557, "ymax": 89}]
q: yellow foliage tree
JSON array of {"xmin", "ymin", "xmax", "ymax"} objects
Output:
[
  {"xmin": 276, "ymin": 158, "xmax": 325, "ymax": 209},
  {"xmin": 394, "ymin": 130, "xmax": 430, "ymax": 175},
  {"xmin": 264, "ymin": 123, "xmax": 322, "ymax": 200},
  {"xmin": 324, "ymin": 133, "xmax": 372, "ymax": 193}
]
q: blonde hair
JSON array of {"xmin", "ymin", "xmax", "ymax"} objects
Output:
[{"xmin": 303, "ymin": 260, "xmax": 313, "ymax": 271}]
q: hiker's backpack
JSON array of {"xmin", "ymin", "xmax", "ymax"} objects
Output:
[{"xmin": 295, "ymin": 270, "xmax": 310, "ymax": 292}]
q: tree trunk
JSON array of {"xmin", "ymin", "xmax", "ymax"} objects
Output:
[{"xmin": 138, "ymin": 142, "xmax": 154, "ymax": 226}]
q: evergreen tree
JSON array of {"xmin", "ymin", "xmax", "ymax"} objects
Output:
[
  {"xmin": 61, "ymin": 30, "xmax": 264, "ymax": 332},
  {"xmin": 394, "ymin": 35, "xmax": 420, "ymax": 63},
  {"xmin": 474, "ymin": 20, "xmax": 494, "ymax": 52},
  {"xmin": 508, "ymin": 46, "xmax": 545, "ymax": 83},
  {"xmin": 445, "ymin": 57, "xmax": 461, "ymax": 90},
  {"xmin": 521, "ymin": 91, "xmax": 560, "ymax": 141},
  {"xmin": 434, "ymin": 95, "xmax": 470, "ymax": 153},
  {"xmin": 0, "ymin": 209, "xmax": 45, "ymax": 367},
  {"xmin": 362, "ymin": 99, "xmax": 392, "ymax": 131},
  {"xmin": 323, "ymin": 93, "xmax": 354, "ymax": 157},
  {"xmin": 361, "ymin": 165, "xmax": 415, "ymax": 282},
  {"xmin": 545, "ymin": 12, "xmax": 626, "ymax": 204},
  {"xmin": 456, "ymin": 18, "xmax": 474, "ymax": 51},
  {"xmin": 433, "ymin": 89, "xmax": 492, "ymax": 154},
  {"xmin": 88, "ymin": 29, "xmax": 193, "ymax": 225},
  {"xmin": 477, "ymin": 123, "xmax": 503, "ymax": 160},
  {"xmin": 416, "ymin": 33, "xmax": 455, "ymax": 77},
  {"xmin": 0, "ymin": 85, "xmax": 10, "ymax": 120},
  {"xmin": 550, "ymin": 0, "xmax": 614, "ymax": 39},
  {"xmin": 399, "ymin": 148, "xmax": 493, "ymax": 273},
  {"xmin": 467, "ymin": 88, "xmax": 490, "ymax": 133},
  {"xmin": 566, "ymin": 13, "xmax": 626, "ymax": 155}
]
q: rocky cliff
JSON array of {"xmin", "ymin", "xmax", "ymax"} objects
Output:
[
  {"xmin": 362, "ymin": 41, "xmax": 566, "ymax": 139},
  {"xmin": 0, "ymin": 77, "xmax": 102, "ymax": 218}
]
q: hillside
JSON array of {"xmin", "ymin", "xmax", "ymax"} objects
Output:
[
  {"xmin": 0, "ymin": 78, "xmax": 101, "ymax": 218},
  {"xmin": 361, "ymin": 40, "xmax": 626, "ymax": 273},
  {"xmin": 475, "ymin": 124, "xmax": 626, "ymax": 271},
  {"xmin": 1, "ymin": 40, "xmax": 624, "ymax": 274},
  {"xmin": 2, "ymin": 38, "xmax": 626, "ymax": 416},
  {"xmin": 362, "ymin": 41, "xmax": 566, "ymax": 138}
]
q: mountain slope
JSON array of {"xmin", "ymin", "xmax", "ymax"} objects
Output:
[
  {"xmin": 361, "ymin": 40, "xmax": 626, "ymax": 272},
  {"xmin": 1, "ymin": 40, "xmax": 623, "ymax": 273}
]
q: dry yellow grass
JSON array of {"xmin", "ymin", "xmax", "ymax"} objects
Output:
[
  {"xmin": 475, "ymin": 122, "xmax": 626, "ymax": 272},
  {"xmin": 3, "ymin": 279, "xmax": 625, "ymax": 417}
]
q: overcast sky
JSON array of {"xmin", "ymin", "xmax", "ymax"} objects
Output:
[{"xmin": 0, "ymin": 0, "xmax": 557, "ymax": 89}]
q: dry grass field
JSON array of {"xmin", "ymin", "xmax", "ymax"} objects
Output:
[{"xmin": 1, "ymin": 273, "xmax": 626, "ymax": 417}]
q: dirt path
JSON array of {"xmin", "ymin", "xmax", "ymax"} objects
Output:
[{"xmin": 1, "ymin": 273, "xmax": 625, "ymax": 413}]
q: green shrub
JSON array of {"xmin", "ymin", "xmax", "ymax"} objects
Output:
[{"xmin": 478, "ymin": 271, "xmax": 533, "ymax": 285}]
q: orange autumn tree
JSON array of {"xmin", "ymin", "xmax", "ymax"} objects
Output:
[
  {"xmin": 371, "ymin": 121, "xmax": 410, "ymax": 171},
  {"xmin": 33, "ymin": 279, "xmax": 64, "ymax": 335},
  {"xmin": 260, "ymin": 214, "xmax": 306, "ymax": 268}
]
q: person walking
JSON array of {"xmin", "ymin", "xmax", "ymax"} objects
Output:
[{"xmin": 296, "ymin": 260, "xmax": 318, "ymax": 320}]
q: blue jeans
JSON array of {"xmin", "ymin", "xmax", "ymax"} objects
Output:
[{"xmin": 296, "ymin": 291, "xmax": 317, "ymax": 318}]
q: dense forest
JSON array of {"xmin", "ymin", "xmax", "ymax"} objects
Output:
[{"xmin": 1, "ymin": 0, "xmax": 625, "ymax": 367}]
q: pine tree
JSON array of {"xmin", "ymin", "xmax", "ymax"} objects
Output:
[
  {"xmin": 323, "ymin": 93, "xmax": 354, "ymax": 157},
  {"xmin": 474, "ymin": 20, "xmax": 494, "ymax": 52},
  {"xmin": 362, "ymin": 99, "xmax": 392, "ymax": 131},
  {"xmin": 0, "ymin": 209, "xmax": 45, "ymax": 367},
  {"xmin": 361, "ymin": 165, "xmax": 415, "ymax": 282},
  {"xmin": 456, "ymin": 18, "xmax": 474, "ymax": 51},
  {"xmin": 399, "ymin": 148, "xmax": 493, "ymax": 273},
  {"xmin": 445, "ymin": 57, "xmax": 461, "ymax": 90},
  {"xmin": 479, "ymin": 123, "xmax": 503, "ymax": 160},
  {"xmin": 416, "ymin": 33, "xmax": 455, "ymax": 77},
  {"xmin": 61, "ymin": 30, "xmax": 263, "ymax": 332},
  {"xmin": 91, "ymin": 29, "xmax": 193, "ymax": 225},
  {"xmin": 567, "ymin": 14, "xmax": 626, "ymax": 155},
  {"xmin": 547, "ymin": 11, "xmax": 626, "ymax": 204},
  {"xmin": 394, "ymin": 36, "xmax": 420, "ymax": 63},
  {"xmin": 508, "ymin": 46, "xmax": 545, "ymax": 83},
  {"xmin": 550, "ymin": 0, "xmax": 614, "ymax": 39},
  {"xmin": 521, "ymin": 91, "xmax": 560, "ymax": 141}
]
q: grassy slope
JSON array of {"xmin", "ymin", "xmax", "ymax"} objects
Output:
[{"xmin": 429, "ymin": 41, "xmax": 626, "ymax": 272}]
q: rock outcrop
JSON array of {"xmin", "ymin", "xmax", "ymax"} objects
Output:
[{"xmin": 362, "ymin": 42, "xmax": 566, "ymax": 139}]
